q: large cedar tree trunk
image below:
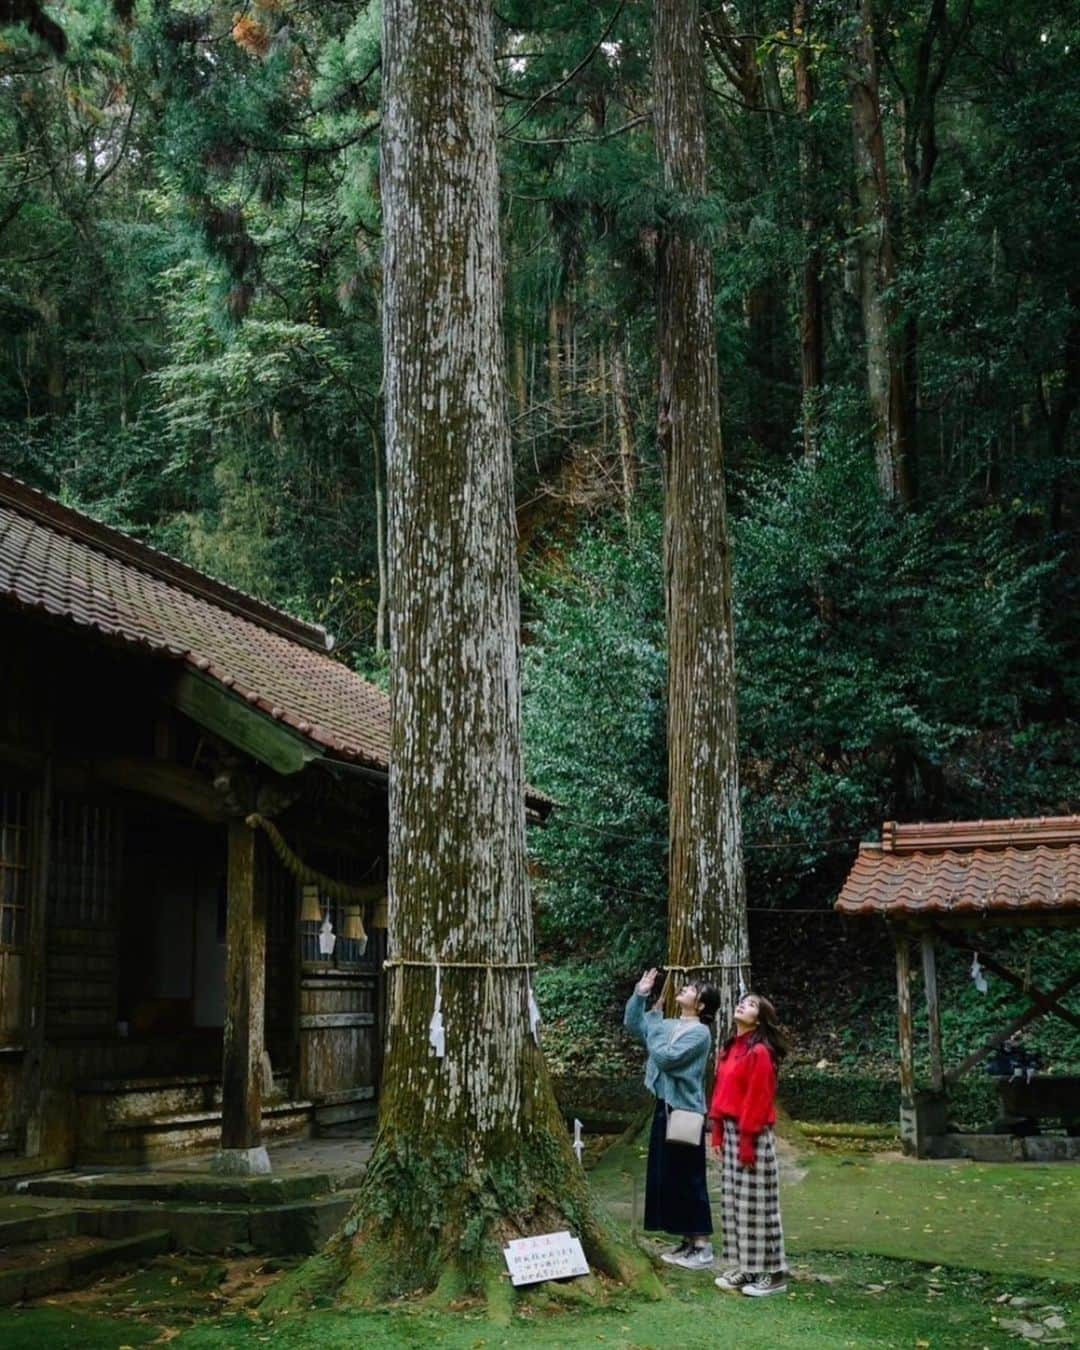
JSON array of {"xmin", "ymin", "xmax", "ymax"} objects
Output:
[
  {"xmin": 655, "ymin": 0, "xmax": 750, "ymax": 1012},
  {"xmin": 795, "ymin": 0, "xmax": 825, "ymax": 459},
  {"xmin": 851, "ymin": 0, "xmax": 911, "ymax": 502},
  {"xmin": 269, "ymin": 0, "xmax": 652, "ymax": 1309}
]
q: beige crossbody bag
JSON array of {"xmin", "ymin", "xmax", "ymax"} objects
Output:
[{"xmin": 665, "ymin": 1106, "xmax": 705, "ymax": 1146}]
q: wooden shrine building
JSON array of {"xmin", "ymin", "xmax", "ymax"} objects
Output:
[
  {"xmin": 0, "ymin": 472, "xmax": 401, "ymax": 1177},
  {"xmin": 836, "ymin": 817, "xmax": 1080, "ymax": 1161}
]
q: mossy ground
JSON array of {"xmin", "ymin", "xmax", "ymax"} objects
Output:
[{"xmin": 0, "ymin": 1127, "xmax": 1074, "ymax": 1348}]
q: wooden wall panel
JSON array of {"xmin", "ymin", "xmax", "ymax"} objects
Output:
[{"xmin": 298, "ymin": 971, "xmax": 378, "ymax": 1104}]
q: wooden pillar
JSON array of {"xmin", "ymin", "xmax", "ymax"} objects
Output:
[
  {"xmin": 21, "ymin": 751, "xmax": 52, "ymax": 1158},
  {"xmin": 214, "ymin": 819, "xmax": 270, "ymax": 1175},
  {"xmin": 895, "ymin": 928, "xmax": 917, "ymax": 1153},
  {"xmin": 921, "ymin": 933, "xmax": 944, "ymax": 1093}
]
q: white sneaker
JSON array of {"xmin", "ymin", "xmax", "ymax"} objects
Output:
[
  {"xmin": 742, "ymin": 1272, "xmax": 788, "ymax": 1297},
  {"xmin": 660, "ymin": 1242, "xmax": 690, "ymax": 1265},
  {"xmin": 715, "ymin": 1269, "xmax": 753, "ymax": 1291},
  {"xmin": 671, "ymin": 1242, "xmax": 714, "ymax": 1270}
]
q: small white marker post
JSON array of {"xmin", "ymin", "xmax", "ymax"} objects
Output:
[{"xmin": 572, "ymin": 1118, "xmax": 584, "ymax": 1165}]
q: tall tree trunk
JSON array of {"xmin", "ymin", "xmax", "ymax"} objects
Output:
[
  {"xmin": 513, "ymin": 326, "xmax": 528, "ymax": 420},
  {"xmin": 1047, "ymin": 283, "xmax": 1080, "ymax": 534},
  {"xmin": 740, "ymin": 13, "xmax": 791, "ymax": 458},
  {"xmin": 610, "ymin": 332, "xmax": 637, "ymax": 519},
  {"xmin": 795, "ymin": 0, "xmax": 824, "ymax": 459},
  {"xmin": 548, "ymin": 298, "xmax": 564, "ymax": 427},
  {"xmin": 850, "ymin": 0, "xmax": 911, "ymax": 502},
  {"xmin": 896, "ymin": 0, "xmax": 972, "ymax": 494},
  {"xmin": 274, "ymin": 0, "xmax": 652, "ymax": 1307},
  {"xmin": 655, "ymin": 0, "xmax": 750, "ymax": 1012},
  {"xmin": 372, "ymin": 427, "xmax": 388, "ymax": 656}
]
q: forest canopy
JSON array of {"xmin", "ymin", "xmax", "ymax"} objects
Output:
[{"xmin": 1, "ymin": 0, "xmax": 1077, "ymax": 1064}]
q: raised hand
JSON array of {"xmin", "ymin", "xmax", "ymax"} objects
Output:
[{"xmin": 636, "ymin": 967, "xmax": 659, "ymax": 997}]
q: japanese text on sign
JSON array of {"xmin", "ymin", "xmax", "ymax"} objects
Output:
[{"xmin": 503, "ymin": 1231, "xmax": 590, "ymax": 1287}]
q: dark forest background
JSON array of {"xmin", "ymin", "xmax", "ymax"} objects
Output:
[{"xmin": 1, "ymin": 0, "xmax": 1076, "ymax": 1084}]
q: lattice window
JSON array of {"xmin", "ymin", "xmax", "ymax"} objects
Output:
[
  {"xmin": 300, "ymin": 892, "xmax": 373, "ymax": 968},
  {"xmin": 299, "ymin": 850, "xmax": 380, "ymax": 968},
  {"xmin": 0, "ymin": 787, "xmax": 30, "ymax": 950},
  {"xmin": 48, "ymin": 797, "xmax": 123, "ymax": 926}
]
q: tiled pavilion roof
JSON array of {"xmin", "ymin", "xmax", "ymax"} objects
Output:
[
  {"xmin": 0, "ymin": 471, "xmax": 393, "ymax": 771},
  {"xmin": 835, "ymin": 817, "xmax": 1080, "ymax": 923}
]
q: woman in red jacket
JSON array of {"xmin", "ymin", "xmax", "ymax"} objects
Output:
[{"xmin": 709, "ymin": 992, "xmax": 790, "ymax": 1298}]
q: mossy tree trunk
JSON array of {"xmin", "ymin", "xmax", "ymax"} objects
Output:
[
  {"xmin": 655, "ymin": 0, "xmax": 750, "ymax": 1014},
  {"xmin": 851, "ymin": 0, "xmax": 912, "ymax": 503},
  {"xmin": 269, "ymin": 0, "xmax": 656, "ymax": 1311}
]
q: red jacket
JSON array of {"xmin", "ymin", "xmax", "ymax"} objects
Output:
[{"xmin": 710, "ymin": 1034, "xmax": 777, "ymax": 1165}]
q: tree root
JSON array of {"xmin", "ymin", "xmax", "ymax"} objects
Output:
[
  {"xmin": 258, "ymin": 1249, "xmax": 341, "ymax": 1317},
  {"xmin": 583, "ymin": 1222, "xmax": 664, "ymax": 1298},
  {"xmin": 482, "ymin": 1263, "xmax": 514, "ymax": 1326},
  {"xmin": 260, "ymin": 1123, "xmax": 665, "ymax": 1318},
  {"xmin": 420, "ymin": 1262, "xmax": 471, "ymax": 1311}
]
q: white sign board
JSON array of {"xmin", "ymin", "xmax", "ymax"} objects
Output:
[{"xmin": 503, "ymin": 1231, "xmax": 590, "ymax": 1287}]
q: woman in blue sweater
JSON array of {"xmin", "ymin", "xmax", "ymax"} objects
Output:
[{"xmin": 624, "ymin": 967, "xmax": 720, "ymax": 1270}]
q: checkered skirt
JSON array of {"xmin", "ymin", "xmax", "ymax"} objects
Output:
[{"xmin": 715, "ymin": 1118, "xmax": 787, "ymax": 1275}]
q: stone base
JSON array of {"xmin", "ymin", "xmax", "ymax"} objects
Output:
[
  {"xmin": 922, "ymin": 1133, "xmax": 1080, "ymax": 1163},
  {"xmin": 209, "ymin": 1146, "xmax": 272, "ymax": 1177}
]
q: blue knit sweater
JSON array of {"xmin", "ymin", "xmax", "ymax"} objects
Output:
[{"xmin": 623, "ymin": 992, "xmax": 712, "ymax": 1114}]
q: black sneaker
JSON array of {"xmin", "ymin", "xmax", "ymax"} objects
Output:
[
  {"xmin": 671, "ymin": 1242, "xmax": 714, "ymax": 1270},
  {"xmin": 742, "ymin": 1272, "xmax": 788, "ymax": 1297}
]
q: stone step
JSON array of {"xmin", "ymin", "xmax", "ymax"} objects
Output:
[
  {"xmin": 0, "ymin": 1206, "xmax": 78, "ymax": 1246},
  {"xmin": 24, "ymin": 1168, "xmax": 343, "ymax": 1205},
  {"xmin": 78, "ymin": 1190, "xmax": 358, "ymax": 1255},
  {"xmin": 0, "ymin": 1227, "xmax": 171, "ymax": 1306}
]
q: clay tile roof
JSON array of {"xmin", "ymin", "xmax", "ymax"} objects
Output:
[
  {"xmin": 0, "ymin": 472, "xmax": 392, "ymax": 771},
  {"xmin": 835, "ymin": 816, "xmax": 1080, "ymax": 922}
]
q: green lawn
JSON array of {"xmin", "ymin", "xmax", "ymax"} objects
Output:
[
  {"xmin": 0, "ymin": 1135, "xmax": 1074, "ymax": 1349},
  {"xmin": 782, "ymin": 1152, "xmax": 1078, "ymax": 1281},
  {"xmin": 0, "ymin": 1254, "xmax": 1070, "ymax": 1350}
]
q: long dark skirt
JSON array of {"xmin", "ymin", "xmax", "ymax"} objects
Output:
[{"xmin": 644, "ymin": 1098, "xmax": 713, "ymax": 1237}]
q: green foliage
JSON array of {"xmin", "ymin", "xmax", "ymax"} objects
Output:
[
  {"xmin": 533, "ymin": 959, "xmax": 643, "ymax": 1078},
  {"xmin": 523, "ymin": 444, "xmax": 1073, "ymax": 955},
  {"xmin": 523, "ymin": 510, "xmax": 667, "ymax": 963},
  {"xmin": 841, "ymin": 931, "xmax": 1080, "ymax": 1078},
  {"xmin": 779, "ymin": 1069, "xmax": 1000, "ymax": 1128},
  {"xmin": 735, "ymin": 434, "xmax": 1073, "ymax": 907}
]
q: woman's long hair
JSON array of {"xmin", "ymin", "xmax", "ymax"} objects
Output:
[
  {"xmin": 696, "ymin": 983, "xmax": 721, "ymax": 1028},
  {"xmin": 722, "ymin": 993, "xmax": 791, "ymax": 1064}
]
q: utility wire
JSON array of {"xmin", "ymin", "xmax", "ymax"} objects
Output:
[
  {"xmin": 545, "ymin": 812, "xmax": 866, "ymax": 852},
  {"xmin": 540, "ymin": 868, "xmax": 846, "ymax": 914}
]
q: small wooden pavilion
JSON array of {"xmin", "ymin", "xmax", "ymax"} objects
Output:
[
  {"xmin": 0, "ymin": 471, "xmax": 550, "ymax": 1178},
  {"xmin": 835, "ymin": 817, "xmax": 1080, "ymax": 1160}
]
